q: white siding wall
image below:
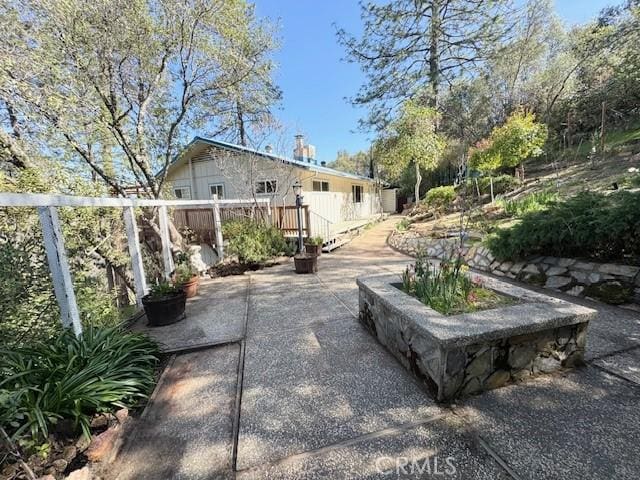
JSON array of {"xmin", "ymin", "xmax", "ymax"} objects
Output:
[{"xmin": 168, "ymin": 145, "xmax": 383, "ymax": 235}]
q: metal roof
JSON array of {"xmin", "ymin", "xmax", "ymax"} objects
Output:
[{"xmin": 170, "ymin": 136, "xmax": 378, "ymax": 183}]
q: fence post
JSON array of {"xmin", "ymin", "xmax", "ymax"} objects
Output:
[
  {"xmin": 212, "ymin": 194, "xmax": 224, "ymax": 261},
  {"xmin": 304, "ymin": 205, "xmax": 311, "ymax": 238},
  {"xmin": 158, "ymin": 205, "xmax": 174, "ymax": 280},
  {"xmin": 38, "ymin": 206, "xmax": 83, "ymax": 336},
  {"xmin": 123, "ymin": 204, "xmax": 148, "ymax": 307}
]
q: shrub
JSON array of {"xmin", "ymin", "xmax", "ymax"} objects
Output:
[
  {"xmin": 487, "ymin": 191, "xmax": 640, "ymax": 262},
  {"xmin": 424, "ymin": 185, "xmax": 456, "ymax": 211},
  {"xmin": 0, "ymin": 326, "xmax": 159, "ymax": 443},
  {"xmin": 496, "ymin": 191, "xmax": 558, "ymax": 217},
  {"xmin": 396, "ymin": 218, "xmax": 412, "ymax": 231},
  {"xmin": 222, "ymin": 219, "xmax": 286, "ymax": 265},
  {"xmin": 477, "ymin": 174, "xmax": 520, "ymax": 196}
]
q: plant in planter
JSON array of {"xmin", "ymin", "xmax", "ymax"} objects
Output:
[
  {"xmin": 401, "ymin": 255, "xmax": 514, "ymax": 315},
  {"xmin": 294, "ymin": 253, "xmax": 318, "ymax": 274},
  {"xmin": 174, "ymin": 255, "xmax": 200, "ymax": 298},
  {"xmin": 142, "ymin": 281, "xmax": 187, "ymax": 326},
  {"xmin": 304, "ymin": 236, "xmax": 324, "ymax": 256}
]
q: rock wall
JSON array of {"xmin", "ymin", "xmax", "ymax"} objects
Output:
[{"xmin": 389, "ymin": 230, "xmax": 640, "ymax": 306}]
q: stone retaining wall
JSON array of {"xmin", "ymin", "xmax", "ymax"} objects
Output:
[{"xmin": 389, "ymin": 230, "xmax": 640, "ymax": 306}]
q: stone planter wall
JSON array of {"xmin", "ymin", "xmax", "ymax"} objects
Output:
[
  {"xmin": 389, "ymin": 230, "xmax": 640, "ymax": 306},
  {"xmin": 357, "ymin": 273, "xmax": 596, "ymax": 402}
]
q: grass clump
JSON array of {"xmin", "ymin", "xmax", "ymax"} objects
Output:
[
  {"xmin": 401, "ymin": 256, "xmax": 514, "ymax": 315},
  {"xmin": 496, "ymin": 191, "xmax": 558, "ymax": 217},
  {"xmin": 487, "ymin": 191, "xmax": 640, "ymax": 262},
  {"xmin": 0, "ymin": 326, "xmax": 159, "ymax": 444}
]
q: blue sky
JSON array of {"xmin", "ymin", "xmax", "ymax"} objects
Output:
[{"xmin": 253, "ymin": 0, "xmax": 614, "ymax": 162}]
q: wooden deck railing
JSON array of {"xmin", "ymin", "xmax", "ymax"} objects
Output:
[{"xmin": 173, "ymin": 204, "xmax": 311, "ymax": 241}]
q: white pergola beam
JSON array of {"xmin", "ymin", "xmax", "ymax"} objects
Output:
[
  {"xmin": 38, "ymin": 206, "xmax": 83, "ymax": 336},
  {"xmin": 123, "ymin": 205, "xmax": 148, "ymax": 307}
]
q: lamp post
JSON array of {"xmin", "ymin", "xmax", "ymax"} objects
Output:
[{"xmin": 292, "ymin": 179, "xmax": 304, "ymax": 254}]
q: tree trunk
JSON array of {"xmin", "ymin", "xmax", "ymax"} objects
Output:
[
  {"xmin": 429, "ymin": 0, "xmax": 441, "ymax": 113},
  {"xmin": 414, "ymin": 161, "xmax": 422, "ymax": 206}
]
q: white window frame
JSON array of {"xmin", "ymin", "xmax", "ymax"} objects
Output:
[
  {"xmin": 352, "ymin": 185, "xmax": 363, "ymax": 203},
  {"xmin": 256, "ymin": 179, "xmax": 278, "ymax": 195},
  {"xmin": 312, "ymin": 180, "xmax": 330, "ymax": 192},
  {"xmin": 173, "ymin": 186, "xmax": 191, "ymax": 200},
  {"xmin": 208, "ymin": 183, "xmax": 225, "ymax": 199}
]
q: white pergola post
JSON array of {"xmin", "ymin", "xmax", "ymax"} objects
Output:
[
  {"xmin": 212, "ymin": 194, "xmax": 224, "ymax": 261},
  {"xmin": 158, "ymin": 205, "xmax": 174, "ymax": 280},
  {"xmin": 38, "ymin": 206, "xmax": 83, "ymax": 336},
  {"xmin": 123, "ymin": 205, "xmax": 148, "ymax": 307}
]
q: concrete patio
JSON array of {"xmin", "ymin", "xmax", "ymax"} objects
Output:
[{"xmin": 111, "ymin": 217, "xmax": 640, "ymax": 479}]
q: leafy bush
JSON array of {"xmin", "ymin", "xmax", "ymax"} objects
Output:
[
  {"xmin": 222, "ymin": 219, "xmax": 286, "ymax": 265},
  {"xmin": 496, "ymin": 191, "xmax": 558, "ymax": 217},
  {"xmin": 305, "ymin": 236, "xmax": 324, "ymax": 246},
  {"xmin": 396, "ymin": 218, "xmax": 412, "ymax": 231},
  {"xmin": 469, "ymin": 110, "xmax": 548, "ymax": 173},
  {"xmin": 424, "ymin": 185, "xmax": 456, "ymax": 211},
  {"xmin": 487, "ymin": 191, "xmax": 640, "ymax": 262},
  {"xmin": 477, "ymin": 174, "xmax": 520, "ymax": 196},
  {"xmin": 0, "ymin": 326, "xmax": 159, "ymax": 443}
]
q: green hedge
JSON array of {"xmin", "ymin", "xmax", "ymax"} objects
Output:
[{"xmin": 487, "ymin": 191, "xmax": 640, "ymax": 262}]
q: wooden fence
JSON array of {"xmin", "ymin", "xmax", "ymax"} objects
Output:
[{"xmin": 173, "ymin": 204, "xmax": 310, "ymax": 242}]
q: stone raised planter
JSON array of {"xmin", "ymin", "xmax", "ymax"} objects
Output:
[{"xmin": 357, "ymin": 273, "xmax": 597, "ymax": 402}]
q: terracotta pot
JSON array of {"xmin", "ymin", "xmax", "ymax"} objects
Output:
[
  {"xmin": 142, "ymin": 291, "xmax": 187, "ymax": 326},
  {"xmin": 304, "ymin": 243, "xmax": 322, "ymax": 256},
  {"xmin": 181, "ymin": 275, "xmax": 200, "ymax": 298},
  {"xmin": 294, "ymin": 254, "xmax": 318, "ymax": 274}
]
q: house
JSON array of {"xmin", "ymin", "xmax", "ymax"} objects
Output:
[{"xmin": 164, "ymin": 135, "xmax": 384, "ymax": 249}]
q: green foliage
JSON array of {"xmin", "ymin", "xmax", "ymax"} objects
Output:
[
  {"xmin": 396, "ymin": 218, "xmax": 412, "ymax": 231},
  {"xmin": 496, "ymin": 191, "xmax": 559, "ymax": 217},
  {"xmin": 477, "ymin": 174, "xmax": 520, "ymax": 196},
  {"xmin": 424, "ymin": 185, "xmax": 456, "ymax": 211},
  {"xmin": 328, "ymin": 150, "xmax": 370, "ymax": 177},
  {"xmin": 469, "ymin": 110, "xmax": 548, "ymax": 173},
  {"xmin": 0, "ymin": 169, "xmax": 125, "ymax": 349},
  {"xmin": 374, "ymin": 101, "xmax": 446, "ymax": 200},
  {"xmin": 148, "ymin": 281, "xmax": 182, "ymax": 298},
  {"xmin": 401, "ymin": 256, "xmax": 512, "ymax": 315},
  {"xmin": 0, "ymin": 326, "xmax": 159, "ymax": 444},
  {"xmin": 487, "ymin": 191, "xmax": 640, "ymax": 262},
  {"xmin": 222, "ymin": 219, "xmax": 286, "ymax": 265},
  {"xmin": 305, "ymin": 236, "xmax": 324, "ymax": 246}
]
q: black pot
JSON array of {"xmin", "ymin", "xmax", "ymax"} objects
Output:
[
  {"xmin": 142, "ymin": 291, "xmax": 187, "ymax": 326},
  {"xmin": 294, "ymin": 254, "xmax": 318, "ymax": 274}
]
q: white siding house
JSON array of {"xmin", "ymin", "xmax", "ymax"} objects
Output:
[{"xmin": 165, "ymin": 137, "xmax": 383, "ymax": 246}]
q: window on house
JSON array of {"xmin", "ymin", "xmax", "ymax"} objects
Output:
[
  {"xmin": 312, "ymin": 180, "xmax": 330, "ymax": 192},
  {"xmin": 209, "ymin": 183, "xmax": 225, "ymax": 199},
  {"xmin": 256, "ymin": 180, "xmax": 277, "ymax": 194},
  {"xmin": 174, "ymin": 186, "xmax": 191, "ymax": 199},
  {"xmin": 352, "ymin": 185, "xmax": 363, "ymax": 203}
]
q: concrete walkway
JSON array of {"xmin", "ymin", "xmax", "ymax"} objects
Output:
[{"xmin": 112, "ymin": 217, "xmax": 640, "ymax": 479}]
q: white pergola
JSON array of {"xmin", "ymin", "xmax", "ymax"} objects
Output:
[{"xmin": 0, "ymin": 192, "xmax": 270, "ymax": 336}]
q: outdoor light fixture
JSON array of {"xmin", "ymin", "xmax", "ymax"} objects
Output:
[
  {"xmin": 292, "ymin": 179, "xmax": 302, "ymax": 196},
  {"xmin": 292, "ymin": 180, "xmax": 304, "ymax": 253}
]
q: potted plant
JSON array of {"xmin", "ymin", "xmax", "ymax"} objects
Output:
[
  {"xmin": 294, "ymin": 253, "xmax": 318, "ymax": 274},
  {"xmin": 174, "ymin": 251, "xmax": 200, "ymax": 298},
  {"xmin": 142, "ymin": 282, "xmax": 187, "ymax": 326},
  {"xmin": 304, "ymin": 236, "xmax": 323, "ymax": 256},
  {"xmin": 174, "ymin": 262, "xmax": 200, "ymax": 298}
]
